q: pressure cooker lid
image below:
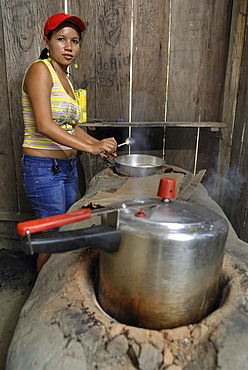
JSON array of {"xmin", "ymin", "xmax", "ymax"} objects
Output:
[{"xmin": 120, "ymin": 199, "xmax": 229, "ymax": 230}]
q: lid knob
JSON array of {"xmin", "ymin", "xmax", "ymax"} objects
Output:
[
  {"xmin": 135, "ymin": 208, "xmax": 147, "ymax": 217},
  {"xmin": 157, "ymin": 178, "xmax": 176, "ymax": 199}
]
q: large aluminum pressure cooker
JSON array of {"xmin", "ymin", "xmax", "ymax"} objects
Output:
[
  {"xmin": 17, "ymin": 179, "xmax": 229, "ymax": 330},
  {"xmin": 98, "ymin": 197, "xmax": 228, "ymax": 329}
]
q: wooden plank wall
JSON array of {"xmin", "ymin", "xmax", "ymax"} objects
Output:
[
  {"xmin": 0, "ymin": 5, "xmax": 18, "ymax": 240},
  {"xmin": 0, "ymin": 0, "xmax": 64, "ymax": 239},
  {"xmin": 217, "ymin": 0, "xmax": 248, "ymax": 205},
  {"xmin": 166, "ymin": 0, "xmax": 232, "ymax": 176},
  {"xmin": 224, "ymin": 15, "xmax": 248, "ymax": 241},
  {"xmin": 0, "ymin": 0, "xmax": 237, "ymax": 239},
  {"xmin": 70, "ymin": 0, "xmax": 170, "ymax": 154},
  {"xmin": 70, "ymin": 0, "xmax": 231, "ymax": 176},
  {"xmin": 131, "ymin": 0, "xmax": 169, "ymax": 152}
]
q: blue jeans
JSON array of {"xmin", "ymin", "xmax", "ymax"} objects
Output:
[{"xmin": 22, "ymin": 154, "xmax": 78, "ymax": 231}]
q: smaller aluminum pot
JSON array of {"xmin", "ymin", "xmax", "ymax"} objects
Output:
[
  {"xmin": 114, "ymin": 154, "xmax": 165, "ymax": 177},
  {"xmin": 98, "ymin": 199, "xmax": 229, "ymax": 330}
]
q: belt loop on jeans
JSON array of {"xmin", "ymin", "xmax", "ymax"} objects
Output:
[
  {"xmin": 21, "ymin": 153, "xmax": 26, "ymax": 165},
  {"xmin": 71, "ymin": 156, "xmax": 77, "ymax": 169},
  {"xmin": 53, "ymin": 158, "xmax": 59, "ymax": 166}
]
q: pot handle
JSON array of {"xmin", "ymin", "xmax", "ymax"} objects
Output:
[
  {"xmin": 17, "ymin": 208, "xmax": 92, "ymax": 235},
  {"xmin": 21, "ymin": 224, "xmax": 121, "ymax": 255}
]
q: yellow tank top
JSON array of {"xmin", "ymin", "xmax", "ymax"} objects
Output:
[{"xmin": 22, "ymin": 59, "xmax": 80, "ymax": 150}]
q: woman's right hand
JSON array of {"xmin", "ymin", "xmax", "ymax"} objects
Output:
[{"xmin": 88, "ymin": 137, "xmax": 117, "ymax": 155}]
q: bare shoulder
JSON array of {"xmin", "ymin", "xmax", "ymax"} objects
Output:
[
  {"xmin": 26, "ymin": 60, "xmax": 50, "ymax": 79},
  {"xmin": 24, "ymin": 61, "xmax": 52, "ymax": 92}
]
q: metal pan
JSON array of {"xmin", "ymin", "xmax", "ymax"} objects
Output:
[{"xmin": 114, "ymin": 154, "xmax": 165, "ymax": 177}]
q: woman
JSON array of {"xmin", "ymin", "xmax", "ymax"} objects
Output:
[{"xmin": 21, "ymin": 13, "xmax": 117, "ymax": 272}]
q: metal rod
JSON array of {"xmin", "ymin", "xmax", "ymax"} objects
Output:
[{"xmin": 193, "ymin": 127, "xmax": 200, "ymax": 175}]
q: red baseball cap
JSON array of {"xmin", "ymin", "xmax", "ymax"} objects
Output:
[{"xmin": 44, "ymin": 13, "xmax": 85, "ymax": 36}]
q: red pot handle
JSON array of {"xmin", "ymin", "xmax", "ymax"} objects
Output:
[{"xmin": 17, "ymin": 208, "xmax": 92, "ymax": 235}]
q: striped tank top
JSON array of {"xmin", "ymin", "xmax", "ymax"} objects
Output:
[{"xmin": 22, "ymin": 59, "xmax": 80, "ymax": 150}]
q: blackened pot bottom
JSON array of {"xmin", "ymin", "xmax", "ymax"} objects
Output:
[{"xmin": 91, "ymin": 251, "xmax": 232, "ymax": 330}]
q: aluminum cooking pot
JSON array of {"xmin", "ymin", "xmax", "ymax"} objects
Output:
[
  {"xmin": 17, "ymin": 180, "xmax": 229, "ymax": 330},
  {"xmin": 98, "ymin": 199, "xmax": 228, "ymax": 329},
  {"xmin": 113, "ymin": 154, "xmax": 165, "ymax": 177}
]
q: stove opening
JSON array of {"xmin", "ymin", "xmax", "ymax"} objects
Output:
[{"xmin": 91, "ymin": 253, "xmax": 230, "ymax": 330}]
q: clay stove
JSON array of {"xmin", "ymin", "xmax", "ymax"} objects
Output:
[{"xmin": 6, "ymin": 168, "xmax": 248, "ymax": 370}]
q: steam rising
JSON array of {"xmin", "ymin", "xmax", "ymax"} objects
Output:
[
  {"xmin": 203, "ymin": 162, "xmax": 245, "ymax": 203},
  {"xmin": 223, "ymin": 165, "xmax": 246, "ymax": 200}
]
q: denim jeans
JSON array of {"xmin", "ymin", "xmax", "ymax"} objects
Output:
[{"xmin": 22, "ymin": 154, "xmax": 78, "ymax": 231}]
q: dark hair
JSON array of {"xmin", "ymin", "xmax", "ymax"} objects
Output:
[
  {"xmin": 39, "ymin": 30, "xmax": 53, "ymax": 59},
  {"xmin": 39, "ymin": 48, "xmax": 49, "ymax": 59},
  {"xmin": 39, "ymin": 22, "xmax": 81, "ymax": 60}
]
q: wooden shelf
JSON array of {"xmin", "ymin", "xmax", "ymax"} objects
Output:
[{"xmin": 79, "ymin": 121, "xmax": 226, "ymax": 128}]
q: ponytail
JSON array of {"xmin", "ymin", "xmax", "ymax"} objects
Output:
[
  {"xmin": 39, "ymin": 48, "xmax": 49, "ymax": 60},
  {"xmin": 39, "ymin": 30, "xmax": 52, "ymax": 59}
]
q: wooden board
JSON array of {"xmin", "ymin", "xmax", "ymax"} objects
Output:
[
  {"xmin": 167, "ymin": 0, "xmax": 232, "ymax": 121},
  {"xmin": 70, "ymin": 0, "xmax": 131, "ymax": 146},
  {"xmin": 0, "ymin": 0, "xmax": 63, "ymax": 213},
  {"xmin": 164, "ymin": 127, "xmax": 197, "ymax": 172},
  {"xmin": 131, "ymin": 0, "xmax": 169, "ymax": 122},
  {"xmin": 226, "ymin": 139, "xmax": 248, "ymax": 242},
  {"xmin": 81, "ymin": 121, "xmax": 226, "ymax": 127},
  {"xmin": 197, "ymin": 128, "xmax": 221, "ymax": 201},
  {"xmin": 131, "ymin": 0, "xmax": 169, "ymax": 153},
  {"xmin": 166, "ymin": 0, "xmax": 232, "ymax": 171},
  {"xmin": 69, "ymin": 0, "xmax": 96, "ymax": 117},
  {"xmin": 224, "ymin": 22, "xmax": 248, "ymax": 240},
  {"xmin": 217, "ymin": 0, "xmax": 248, "ymax": 206},
  {"xmin": 95, "ymin": 0, "xmax": 132, "ymax": 121},
  {"xmin": 0, "ymin": 6, "xmax": 18, "ymax": 213}
]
